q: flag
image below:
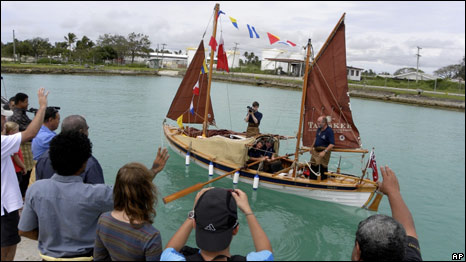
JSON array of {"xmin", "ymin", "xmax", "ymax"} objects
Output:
[
  {"xmin": 189, "ymin": 100, "xmax": 194, "ymax": 115},
  {"xmin": 192, "ymin": 80, "xmax": 200, "ymax": 95},
  {"xmin": 177, "ymin": 114, "xmax": 183, "ymax": 128},
  {"xmin": 229, "ymin": 16, "xmax": 238, "ymax": 29},
  {"xmin": 368, "ymin": 150, "xmax": 378, "ymax": 182},
  {"xmin": 278, "ymin": 41, "xmax": 292, "ymax": 47},
  {"xmin": 217, "ymin": 10, "xmax": 225, "ymax": 20},
  {"xmin": 247, "ymin": 24, "xmax": 259, "ymax": 38},
  {"xmin": 209, "ymin": 36, "xmax": 217, "ymax": 52},
  {"xmin": 201, "ymin": 59, "xmax": 208, "ymax": 74},
  {"xmin": 267, "ymin": 32, "xmax": 280, "ymax": 45},
  {"xmin": 216, "ymin": 36, "xmax": 229, "ymax": 72}
]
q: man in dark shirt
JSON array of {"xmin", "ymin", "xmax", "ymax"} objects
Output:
[
  {"xmin": 9, "ymin": 92, "xmax": 34, "ymax": 196},
  {"xmin": 309, "ymin": 116, "xmax": 334, "ymax": 180},
  {"xmin": 35, "ymin": 115, "xmax": 104, "ymax": 184},
  {"xmin": 351, "ymin": 166, "xmax": 422, "ymax": 261},
  {"xmin": 244, "ymin": 101, "xmax": 263, "ymax": 138}
]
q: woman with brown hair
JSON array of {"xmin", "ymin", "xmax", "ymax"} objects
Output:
[{"xmin": 94, "ymin": 162, "xmax": 164, "ymax": 261}]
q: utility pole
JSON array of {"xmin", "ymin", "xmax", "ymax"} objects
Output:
[
  {"xmin": 231, "ymin": 42, "xmax": 239, "ymax": 75},
  {"xmin": 161, "ymin": 43, "xmax": 167, "ymax": 69},
  {"xmin": 13, "ymin": 30, "xmax": 16, "ymax": 63},
  {"xmin": 416, "ymin": 46, "xmax": 422, "ymax": 84}
]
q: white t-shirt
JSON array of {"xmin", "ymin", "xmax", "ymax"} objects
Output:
[{"xmin": 1, "ymin": 133, "xmax": 23, "ymax": 216}]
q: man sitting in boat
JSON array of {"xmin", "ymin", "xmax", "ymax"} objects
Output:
[
  {"xmin": 309, "ymin": 116, "xmax": 334, "ymax": 180},
  {"xmin": 244, "ymin": 101, "xmax": 262, "ymax": 138},
  {"xmin": 247, "ymin": 140, "xmax": 267, "ymax": 170},
  {"xmin": 262, "ymin": 138, "xmax": 282, "ymax": 173}
]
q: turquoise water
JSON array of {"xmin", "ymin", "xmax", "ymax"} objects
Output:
[{"xmin": 2, "ymin": 74, "xmax": 464, "ymax": 261}]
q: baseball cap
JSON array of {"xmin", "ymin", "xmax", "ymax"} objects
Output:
[
  {"xmin": 1, "ymin": 104, "xmax": 13, "ymax": 117},
  {"xmin": 194, "ymin": 188, "xmax": 238, "ymax": 252}
]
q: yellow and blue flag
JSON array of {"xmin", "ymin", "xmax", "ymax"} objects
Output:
[
  {"xmin": 229, "ymin": 16, "xmax": 238, "ymax": 29},
  {"xmin": 200, "ymin": 59, "xmax": 208, "ymax": 74}
]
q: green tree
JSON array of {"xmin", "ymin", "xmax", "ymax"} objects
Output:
[
  {"xmin": 29, "ymin": 37, "xmax": 51, "ymax": 62},
  {"xmin": 127, "ymin": 32, "xmax": 151, "ymax": 63},
  {"xmin": 64, "ymin": 32, "xmax": 77, "ymax": 62},
  {"xmin": 458, "ymin": 56, "xmax": 465, "ymax": 80},
  {"xmin": 75, "ymin": 36, "xmax": 95, "ymax": 64},
  {"xmin": 97, "ymin": 34, "xmax": 128, "ymax": 65}
]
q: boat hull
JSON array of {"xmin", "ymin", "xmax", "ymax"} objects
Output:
[{"xmin": 163, "ymin": 124, "xmax": 378, "ymax": 209}]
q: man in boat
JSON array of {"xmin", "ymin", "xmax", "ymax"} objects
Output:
[
  {"xmin": 244, "ymin": 101, "xmax": 262, "ymax": 138},
  {"xmin": 161, "ymin": 187, "xmax": 273, "ymax": 261},
  {"xmin": 34, "ymin": 115, "xmax": 105, "ymax": 184},
  {"xmin": 309, "ymin": 115, "xmax": 334, "ymax": 180},
  {"xmin": 247, "ymin": 140, "xmax": 268, "ymax": 170},
  {"xmin": 351, "ymin": 166, "xmax": 422, "ymax": 261},
  {"xmin": 262, "ymin": 138, "xmax": 282, "ymax": 173}
]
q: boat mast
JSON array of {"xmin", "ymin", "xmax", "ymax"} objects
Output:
[
  {"xmin": 292, "ymin": 13, "xmax": 347, "ymax": 177},
  {"xmin": 292, "ymin": 38, "xmax": 312, "ymax": 177},
  {"xmin": 202, "ymin": 3, "xmax": 220, "ymax": 137}
]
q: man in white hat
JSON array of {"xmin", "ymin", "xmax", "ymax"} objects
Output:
[{"xmin": 1, "ymin": 88, "xmax": 48, "ymax": 261}]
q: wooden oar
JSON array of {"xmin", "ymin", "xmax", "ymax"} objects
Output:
[{"xmin": 163, "ymin": 159, "xmax": 263, "ymax": 204}]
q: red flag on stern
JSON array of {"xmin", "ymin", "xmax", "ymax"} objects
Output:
[{"xmin": 368, "ymin": 150, "xmax": 378, "ymax": 182}]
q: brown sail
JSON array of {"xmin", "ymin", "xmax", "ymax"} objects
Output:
[
  {"xmin": 302, "ymin": 15, "xmax": 361, "ymax": 149},
  {"xmin": 166, "ymin": 40, "xmax": 215, "ymax": 125}
]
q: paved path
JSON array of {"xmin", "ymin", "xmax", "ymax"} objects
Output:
[{"xmin": 14, "ymin": 237, "xmax": 41, "ymax": 261}]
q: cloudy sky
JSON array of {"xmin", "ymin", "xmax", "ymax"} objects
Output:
[{"xmin": 1, "ymin": 1, "xmax": 464, "ymax": 74}]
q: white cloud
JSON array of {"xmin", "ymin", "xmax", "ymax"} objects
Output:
[{"xmin": 1, "ymin": 1, "xmax": 464, "ymax": 74}]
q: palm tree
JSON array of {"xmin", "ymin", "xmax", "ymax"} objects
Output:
[{"xmin": 64, "ymin": 32, "xmax": 77, "ymax": 62}]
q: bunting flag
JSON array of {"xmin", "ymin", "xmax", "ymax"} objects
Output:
[
  {"xmin": 177, "ymin": 114, "xmax": 183, "ymax": 128},
  {"xmin": 216, "ymin": 35, "xmax": 230, "ymax": 72},
  {"xmin": 189, "ymin": 100, "xmax": 195, "ymax": 115},
  {"xmin": 192, "ymin": 80, "xmax": 200, "ymax": 95},
  {"xmin": 217, "ymin": 10, "xmax": 225, "ymax": 20},
  {"xmin": 229, "ymin": 16, "xmax": 238, "ymax": 29},
  {"xmin": 267, "ymin": 32, "xmax": 280, "ymax": 45},
  {"xmin": 247, "ymin": 24, "xmax": 259, "ymax": 38},
  {"xmin": 277, "ymin": 40, "xmax": 296, "ymax": 47},
  {"xmin": 209, "ymin": 36, "xmax": 217, "ymax": 52},
  {"xmin": 200, "ymin": 59, "xmax": 208, "ymax": 74}
]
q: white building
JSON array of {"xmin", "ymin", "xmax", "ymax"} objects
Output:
[
  {"xmin": 261, "ymin": 49, "xmax": 306, "ymax": 76},
  {"xmin": 186, "ymin": 48, "xmax": 240, "ymax": 69},
  {"xmin": 347, "ymin": 66, "xmax": 363, "ymax": 81},
  {"xmin": 394, "ymin": 72, "xmax": 437, "ymax": 81},
  {"xmin": 146, "ymin": 53, "xmax": 188, "ymax": 69}
]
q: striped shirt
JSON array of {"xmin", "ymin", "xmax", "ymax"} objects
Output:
[{"xmin": 94, "ymin": 212, "xmax": 162, "ymax": 261}]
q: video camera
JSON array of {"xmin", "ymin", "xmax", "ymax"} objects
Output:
[
  {"xmin": 27, "ymin": 106, "xmax": 61, "ymax": 115},
  {"xmin": 247, "ymin": 106, "xmax": 253, "ymax": 113}
]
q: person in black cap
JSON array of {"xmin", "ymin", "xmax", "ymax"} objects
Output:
[{"xmin": 161, "ymin": 187, "xmax": 273, "ymax": 261}]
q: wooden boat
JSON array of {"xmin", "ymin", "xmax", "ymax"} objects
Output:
[{"xmin": 163, "ymin": 4, "xmax": 382, "ymax": 210}]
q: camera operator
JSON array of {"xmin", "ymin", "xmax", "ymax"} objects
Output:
[{"xmin": 244, "ymin": 101, "xmax": 262, "ymax": 138}]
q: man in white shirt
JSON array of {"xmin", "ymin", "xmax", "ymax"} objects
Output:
[{"xmin": 1, "ymin": 88, "xmax": 48, "ymax": 261}]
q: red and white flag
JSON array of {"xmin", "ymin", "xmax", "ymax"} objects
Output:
[
  {"xmin": 216, "ymin": 35, "xmax": 229, "ymax": 72},
  {"xmin": 192, "ymin": 80, "xmax": 200, "ymax": 95},
  {"xmin": 368, "ymin": 150, "xmax": 378, "ymax": 182}
]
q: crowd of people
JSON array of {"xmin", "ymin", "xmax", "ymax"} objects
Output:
[{"xmin": 1, "ymin": 89, "xmax": 422, "ymax": 261}]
